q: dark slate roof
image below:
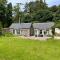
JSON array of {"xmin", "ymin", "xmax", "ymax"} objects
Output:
[
  {"xmin": 33, "ymin": 22, "xmax": 54, "ymax": 30},
  {"xmin": 9, "ymin": 23, "xmax": 31, "ymax": 29}
]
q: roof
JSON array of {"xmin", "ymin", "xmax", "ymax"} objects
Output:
[
  {"xmin": 33, "ymin": 22, "xmax": 54, "ymax": 30},
  {"xmin": 9, "ymin": 23, "xmax": 31, "ymax": 29}
]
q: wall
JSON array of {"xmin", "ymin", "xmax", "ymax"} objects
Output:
[
  {"xmin": 49, "ymin": 29, "xmax": 52, "ymax": 36},
  {"xmin": 9, "ymin": 28, "xmax": 30, "ymax": 36},
  {"xmin": 20, "ymin": 29, "xmax": 30, "ymax": 36},
  {"xmin": 34, "ymin": 29, "xmax": 40, "ymax": 37},
  {"xmin": 9, "ymin": 29, "xmax": 17, "ymax": 35},
  {"xmin": 34, "ymin": 29, "xmax": 53, "ymax": 37},
  {"xmin": 9, "ymin": 29, "xmax": 13, "ymax": 33}
]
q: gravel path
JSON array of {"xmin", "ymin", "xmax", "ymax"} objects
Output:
[{"xmin": 20, "ymin": 36, "xmax": 52, "ymax": 40}]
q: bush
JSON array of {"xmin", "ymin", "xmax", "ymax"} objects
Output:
[
  {"xmin": 0, "ymin": 22, "xmax": 2, "ymax": 36},
  {"xmin": 3, "ymin": 32, "xmax": 14, "ymax": 37}
]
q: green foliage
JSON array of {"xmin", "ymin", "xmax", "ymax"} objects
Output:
[
  {"xmin": 0, "ymin": 0, "xmax": 7, "ymax": 28},
  {"xmin": 13, "ymin": 4, "xmax": 20, "ymax": 22},
  {"xmin": 23, "ymin": 1, "xmax": 60, "ymax": 24},
  {"xmin": 13, "ymin": 3, "xmax": 23, "ymax": 23},
  {"xmin": 3, "ymin": 32, "xmax": 14, "ymax": 37},
  {"xmin": 33, "ymin": 10, "xmax": 53, "ymax": 22},
  {"xmin": 0, "ymin": 0, "xmax": 13, "ymax": 28},
  {"xmin": 0, "ymin": 3, "xmax": 6, "ymax": 27},
  {"xmin": 53, "ymin": 8, "xmax": 60, "ymax": 22},
  {"xmin": 49, "ymin": 5, "xmax": 60, "ymax": 22},
  {"xmin": 6, "ymin": 3, "xmax": 13, "ymax": 27},
  {"xmin": 12, "ymin": 0, "xmax": 60, "ymax": 24},
  {"xmin": 0, "ymin": 0, "xmax": 60, "ymax": 28},
  {"xmin": 24, "ymin": 0, "xmax": 48, "ymax": 14},
  {"xmin": 55, "ymin": 21, "xmax": 60, "ymax": 28},
  {"xmin": 22, "ymin": 14, "xmax": 32, "ymax": 23},
  {"xmin": 0, "ymin": 22, "xmax": 2, "ymax": 35},
  {"xmin": 0, "ymin": 0, "xmax": 7, "ymax": 4},
  {"xmin": 49, "ymin": 5, "xmax": 58, "ymax": 12}
]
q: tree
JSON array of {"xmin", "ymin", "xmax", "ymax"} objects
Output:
[
  {"xmin": 24, "ymin": 1, "xmax": 36, "ymax": 18},
  {"xmin": 49, "ymin": 5, "xmax": 58, "ymax": 12},
  {"xmin": 24, "ymin": 0, "xmax": 47, "ymax": 14},
  {"xmin": 6, "ymin": 3, "xmax": 13, "ymax": 27},
  {"xmin": 33, "ymin": 10, "xmax": 53, "ymax": 22},
  {"xmin": 22, "ymin": 14, "xmax": 32, "ymax": 23},
  {"xmin": 23, "ymin": 0, "xmax": 48, "ymax": 23},
  {"xmin": 0, "ymin": 4, "xmax": 6, "ymax": 27},
  {"xmin": 0, "ymin": 22, "xmax": 2, "ymax": 35},
  {"xmin": 0, "ymin": 0, "xmax": 7, "ymax": 27},
  {"xmin": 13, "ymin": 3, "xmax": 23, "ymax": 23},
  {"xmin": 52, "ymin": 5, "xmax": 60, "ymax": 22},
  {"xmin": 0, "ymin": 0, "xmax": 7, "ymax": 4},
  {"xmin": 36, "ymin": 0, "xmax": 47, "ymax": 10}
]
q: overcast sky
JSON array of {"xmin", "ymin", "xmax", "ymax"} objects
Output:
[{"xmin": 8, "ymin": 0, "xmax": 60, "ymax": 11}]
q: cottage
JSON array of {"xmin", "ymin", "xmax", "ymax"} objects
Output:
[
  {"xmin": 9, "ymin": 23, "xmax": 32, "ymax": 36},
  {"xmin": 33, "ymin": 22, "xmax": 54, "ymax": 37},
  {"xmin": 9, "ymin": 22, "xmax": 54, "ymax": 37}
]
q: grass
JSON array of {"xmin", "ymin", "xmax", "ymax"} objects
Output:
[{"xmin": 0, "ymin": 37, "xmax": 60, "ymax": 60}]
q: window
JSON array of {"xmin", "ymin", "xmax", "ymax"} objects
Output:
[
  {"xmin": 35, "ymin": 29, "xmax": 37, "ymax": 35},
  {"xmin": 17, "ymin": 30, "xmax": 20, "ymax": 34},
  {"xmin": 44, "ymin": 31, "xmax": 47, "ymax": 35},
  {"xmin": 40, "ymin": 30, "xmax": 42, "ymax": 34},
  {"xmin": 13, "ymin": 29, "xmax": 15, "ymax": 34}
]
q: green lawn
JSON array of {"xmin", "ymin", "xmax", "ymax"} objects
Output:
[{"xmin": 0, "ymin": 37, "xmax": 60, "ymax": 60}]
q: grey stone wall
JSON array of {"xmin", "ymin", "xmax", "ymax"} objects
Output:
[{"xmin": 20, "ymin": 29, "xmax": 30, "ymax": 36}]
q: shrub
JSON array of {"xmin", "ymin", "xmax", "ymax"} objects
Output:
[
  {"xmin": 0, "ymin": 22, "xmax": 2, "ymax": 36},
  {"xmin": 3, "ymin": 32, "xmax": 14, "ymax": 37}
]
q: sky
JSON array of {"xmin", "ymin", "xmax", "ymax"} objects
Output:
[{"xmin": 8, "ymin": 0, "xmax": 60, "ymax": 10}]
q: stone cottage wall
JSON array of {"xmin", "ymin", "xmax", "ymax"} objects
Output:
[{"xmin": 20, "ymin": 29, "xmax": 30, "ymax": 36}]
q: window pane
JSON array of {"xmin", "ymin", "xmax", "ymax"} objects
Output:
[
  {"xmin": 13, "ymin": 29, "xmax": 15, "ymax": 34},
  {"xmin": 17, "ymin": 30, "xmax": 20, "ymax": 34},
  {"xmin": 40, "ymin": 30, "xmax": 42, "ymax": 34}
]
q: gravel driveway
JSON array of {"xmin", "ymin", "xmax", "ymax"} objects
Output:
[{"xmin": 20, "ymin": 36, "xmax": 52, "ymax": 40}]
